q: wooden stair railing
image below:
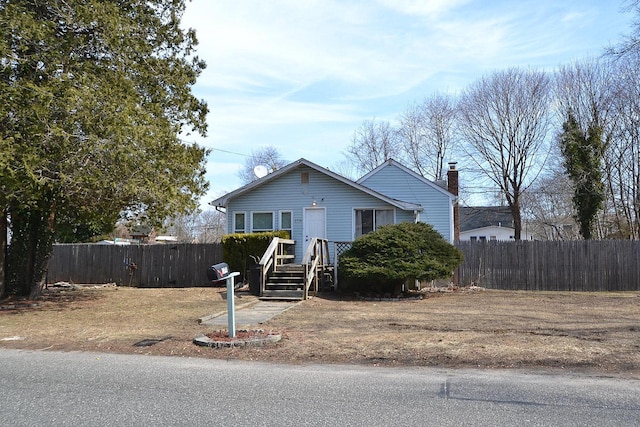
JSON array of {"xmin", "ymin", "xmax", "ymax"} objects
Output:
[
  {"xmin": 259, "ymin": 237, "xmax": 332, "ymax": 300},
  {"xmin": 301, "ymin": 238, "xmax": 331, "ymax": 300},
  {"xmin": 259, "ymin": 237, "xmax": 295, "ymax": 296}
]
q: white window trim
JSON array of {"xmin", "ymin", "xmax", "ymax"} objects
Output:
[
  {"xmin": 352, "ymin": 207, "xmax": 396, "ymax": 238},
  {"xmin": 279, "ymin": 210, "xmax": 293, "ymax": 232},
  {"xmin": 251, "ymin": 211, "xmax": 275, "ymax": 232},
  {"xmin": 233, "ymin": 211, "xmax": 246, "ymax": 234}
]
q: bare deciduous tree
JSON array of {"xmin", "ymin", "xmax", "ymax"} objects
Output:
[
  {"xmin": 458, "ymin": 68, "xmax": 552, "ymax": 239},
  {"xmin": 164, "ymin": 208, "xmax": 226, "ymax": 243},
  {"xmin": 606, "ymin": 0, "xmax": 640, "ymax": 57},
  {"xmin": 601, "ymin": 1, "xmax": 640, "ymax": 238},
  {"xmin": 554, "ymin": 58, "xmax": 616, "ymax": 239},
  {"xmin": 606, "ymin": 53, "xmax": 640, "ymax": 238},
  {"xmin": 197, "ymin": 209, "xmax": 227, "ymax": 243},
  {"xmin": 521, "ymin": 166, "xmax": 579, "ymax": 241},
  {"xmin": 345, "ymin": 118, "xmax": 401, "ymax": 174},
  {"xmin": 555, "ymin": 58, "xmax": 616, "ymax": 131},
  {"xmin": 397, "ymin": 92, "xmax": 458, "ymax": 181},
  {"xmin": 329, "ymin": 159, "xmax": 359, "ymax": 181},
  {"xmin": 238, "ymin": 146, "xmax": 287, "ymax": 185},
  {"xmin": 165, "ymin": 212, "xmax": 199, "ymax": 242}
]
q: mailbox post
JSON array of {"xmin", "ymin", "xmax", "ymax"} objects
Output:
[
  {"xmin": 225, "ymin": 272, "xmax": 241, "ymax": 338},
  {"xmin": 206, "ymin": 262, "xmax": 240, "ymax": 338}
]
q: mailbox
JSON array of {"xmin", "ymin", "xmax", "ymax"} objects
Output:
[{"xmin": 207, "ymin": 262, "xmax": 230, "ymax": 282}]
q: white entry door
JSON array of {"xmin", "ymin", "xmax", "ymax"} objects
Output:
[{"xmin": 303, "ymin": 208, "xmax": 326, "ymax": 254}]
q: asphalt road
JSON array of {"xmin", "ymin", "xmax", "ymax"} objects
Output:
[{"xmin": 1, "ymin": 349, "xmax": 639, "ymax": 426}]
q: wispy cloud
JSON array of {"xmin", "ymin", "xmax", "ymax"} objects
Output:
[
  {"xmin": 182, "ymin": 0, "xmax": 631, "ymax": 205},
  {"xmin": 376, "ymin": 0, "xmax": 471, "ymax": 18}
]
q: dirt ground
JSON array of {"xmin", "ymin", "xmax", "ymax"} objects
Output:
[{"xmin": 1, "ymin": 284, "xmax": 639, "ymax": 378}]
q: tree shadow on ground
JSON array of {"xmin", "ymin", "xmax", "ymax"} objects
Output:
[{"xmin": 0, "ymin": 285, "xmax": 108, "ymax": 313}]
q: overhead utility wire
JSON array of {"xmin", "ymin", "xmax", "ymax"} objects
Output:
[
  {"xmin": 179, "ymin": 138, "xmax": 252, "ymax": 158},
  {"xmin": 209, "ymin": 147, "xmax": 251, "ymax": 157}
]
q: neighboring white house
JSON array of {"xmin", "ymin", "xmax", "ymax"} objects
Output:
[
  {"xmin": 460, "ymin": 224, "xmax": 517, "ymax": 241},
  {"xmin": 459, "ymin": 206, "xmax": 533, "ymax": 241}
]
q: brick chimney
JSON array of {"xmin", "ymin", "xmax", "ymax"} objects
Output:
[
  {"xmin": 447, "ymin": 162, "xmax": 460, "ymax": 285},
  {"xmin": 447, "ymin": 162, "xmax": 460, "ymax": 242}
]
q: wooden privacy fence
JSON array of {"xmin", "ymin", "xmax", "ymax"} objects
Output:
[
  {"xmin": 48, "ymin": 241, "xmax": 640, "ymax": 291},
  {"xmin": 47, "ymin": 243, "xmax": 223, "ymax": 288},
  {"xmin": 456, "ymin": 240, "xmax": 640, "ymax": 291}
]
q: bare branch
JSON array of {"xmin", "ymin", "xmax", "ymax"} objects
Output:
[{"xmin": 458, "ymin": 68, "xmax": 552, "ymax": 239}]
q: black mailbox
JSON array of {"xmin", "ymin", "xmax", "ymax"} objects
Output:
[{"xmin": 207, "ymin": 262, "xmax": 230, "ymax": 282}]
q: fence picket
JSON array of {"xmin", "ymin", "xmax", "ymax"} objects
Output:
[
  {"xmin": 47, "ymin": 241, "xmax": 639, "ymax": 291},
  {"xmin": 455, "ymin": 241, "xmax": 640, "ymax": 291},
  {"xmin": 47, "ymin": 243, "xmax": 223, "ymax": 288}
]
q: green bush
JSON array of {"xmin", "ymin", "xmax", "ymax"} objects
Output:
[
  {"xmin": 221, "ymin": 231, "xmax": 289, "ymax": 281},
  {"xmin": 338, "ymin": 222, "xmax": 463, "ymax": 295}
]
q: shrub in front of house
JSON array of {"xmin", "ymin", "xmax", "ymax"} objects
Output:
[
  {"xmin": 338, "ymin": 222, "xmax": 463, "ymax": 295},
  {"xmin": 221, "ymin": 231, "xmax": 290, "ymax": 281}
]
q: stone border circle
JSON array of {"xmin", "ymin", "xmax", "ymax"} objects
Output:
[{"xmin": 193, "ymin": 329, "xmax": 282, "ymax": 348}]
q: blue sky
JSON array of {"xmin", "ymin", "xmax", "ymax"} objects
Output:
[{"xmin": 181, "ymin": 0, "xmax": 632, "ymax": 207}]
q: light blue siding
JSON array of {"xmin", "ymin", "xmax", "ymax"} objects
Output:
[
  {"xmin": 358, "ymin": 163, "xmax": 454, "ymax": 241},
  {"xmin": 227, "ymin": 165, "xmax": 405, "ymax": 261},
  {"xmin": 217, "ymin": 159, "xmax": 456, "ymax": 264}
]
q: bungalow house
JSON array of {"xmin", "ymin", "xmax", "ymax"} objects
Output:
[{"xmin": 210, "ymin": 158, "xmax": 459, "ymax": 297}]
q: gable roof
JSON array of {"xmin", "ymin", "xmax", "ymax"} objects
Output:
[
  {"xmin": 130, "ymin": 225, "xmax": 152, "ymax": 237},
  {"xmin": 210, "ymin": 158, "xmax": 422, "ymax": 211},
  {"xmin": 460, "ymin": 225, "xmax": 515, "ymax": 234},
  {"xmin": 460, "ymin": 206, "xmax": 513, "ymax": 232},
  {"xmin": 357, "ymin": 158, "xmax": 456, "ymax": 200}
]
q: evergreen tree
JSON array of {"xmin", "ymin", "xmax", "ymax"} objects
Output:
[
  {"xmin": 558, "ymin": 111, "xmax": 605, "ymax": 239},
  {"xmin": 339, "ymin": 222, "xmax": 463, "ymax": 295},
  {"xmin": 1, "ymin": 1, "xmax": 209, "ymax": 297}
]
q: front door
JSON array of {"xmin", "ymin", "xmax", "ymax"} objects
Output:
[{"xmin": 303, "ymin": 207, "xmax": 326, "ymax": 254}]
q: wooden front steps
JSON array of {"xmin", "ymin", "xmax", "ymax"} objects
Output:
[
  {"xmin": 260, "ymin": 289, "xmax": 306, "ymax": 300},
  {"xmin": 260, "ymin": 264, "xmax": 335, "ymax": 301},
  {"xmin": 258, "ymin": 238, "xmax": 335, "ymax": 301},
  {"xmin": 261, "ymin": 264, "xmax": 305, "ymax": 301}
]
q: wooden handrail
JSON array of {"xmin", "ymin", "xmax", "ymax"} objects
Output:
[
  {"xmin": 258, "ymin": 237, "xmax": 330, "ymax": 299},
  {"xmin": 259, "ymin": 237, "xmax": 295, "ymax": 296},
  {"xmin": 302, "ymin": 238, "xmax": 331, "ymax": 299}
]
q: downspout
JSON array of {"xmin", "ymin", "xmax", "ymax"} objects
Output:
[
  {"xmin": 447, "ymin": 162, "xmax": 460, "ymax": 285},
  {"xmin": 413, "ymin": 209, "xmax": 420, "ymax": 290},
  {"xmin": 447, "ymin": 162, "xmax": 460, "ymax": 243},
  {"xmin": 449, "ymin": 197, "xmax": 459, "ymax": 242}
]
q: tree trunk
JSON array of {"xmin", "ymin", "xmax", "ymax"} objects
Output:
[
  {"xmin": 30, "ymin": 203, "xmax": 57, "ymax": 299},
  {"xmin": 510, "ymin": 199, "xmax": 523, "ymax": 240},
  {"xmin": 0, "ymin": 207, "xmax": 6, "ymax": 298},
  {"xmin": 6, "ymin": 202, "xmax": 56, "ymax": 298}
]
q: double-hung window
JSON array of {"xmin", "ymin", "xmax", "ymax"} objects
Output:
[
  {"xmin": 233, "ymin": 212, "xmax": 246, "ymax": 233},
  {"xmin": 355, "ymin": 209, "xmax": 394, "ymax": 237},
  {"xmin": 279, "ymin": 211, "xmax": 292, "ymax": 237}
]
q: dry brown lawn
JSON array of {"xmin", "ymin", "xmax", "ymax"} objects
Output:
[{"xmin": 1, "ymin": 284, "xmax": 639, "ymax": 378}]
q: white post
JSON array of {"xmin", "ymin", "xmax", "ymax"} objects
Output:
[{"xmin": 225, "ymin": 272, "xmax": 241, "ymax": 338}]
